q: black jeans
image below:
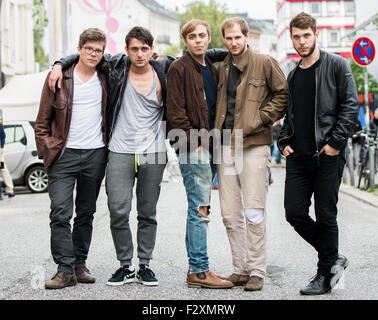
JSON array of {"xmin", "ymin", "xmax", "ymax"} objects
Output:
[
  {"xmin": 47, "ymin": 148, "xmax": 107, "ymax": 274},
  {"xmin": 284, "ymin": 153, "xmax": 345, "ymax": 276}
]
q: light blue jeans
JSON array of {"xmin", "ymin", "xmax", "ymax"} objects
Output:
[{"xmin": 179, "ymin": 148, "xmax": 215, "ymax": 274}]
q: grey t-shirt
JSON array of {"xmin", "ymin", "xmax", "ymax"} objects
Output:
[{"xmin": 109, "ymin": 71, "xmax": 166, "ymax": 154}]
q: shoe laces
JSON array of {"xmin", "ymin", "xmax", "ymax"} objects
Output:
[
  {"xmin": 83, "ymin": 267, "xmax": 91, "ymax": 274},
  {"xmin": 112, "ymin": 266, "xmax": 127, "ymax": 277},
  {"xmin": 308, "ymin": 273, "xmax": 323, "ymax": 284},
  {"xmin": 140, "ymin": 266, "xmax": 155, "ymax": 278}
]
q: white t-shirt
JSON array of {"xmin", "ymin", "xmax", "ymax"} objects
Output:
[{"xmin": 66, "ymin": 70, "xmax": 105, "ymax": 149}]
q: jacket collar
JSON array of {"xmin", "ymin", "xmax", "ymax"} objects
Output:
[
  {"xmin": 224, "ymin": 45, "xmax": 253, "ymax": 72},
  {"xmin": 183, "ymin": 51, "xmax": 213, "ymax": 71},
  {"xmin": 63, "ymin": 64, "xmax": 76, "ymax": 80},
  {"xmin": 288, "ymin": 48, "xmax": 325, "ymax": 84}
]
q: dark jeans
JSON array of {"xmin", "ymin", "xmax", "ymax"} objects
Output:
[
  {"xmin": 47, "ymin": 148, "xmax": 107, "ymax": 274},
  {"xmin": 284, "ymin": 153, "xmax": 345, "ymax": 276}
]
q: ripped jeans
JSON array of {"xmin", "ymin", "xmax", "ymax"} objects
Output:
[{"xmin": 179, "ymin": 148, "xmax": 215, "ymax": 274}]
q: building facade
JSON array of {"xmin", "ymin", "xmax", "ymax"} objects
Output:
[
  {"xmin": 236, "ymin": 13, "xmax": 278, "ymax": 58},
  {"xmin": 0, "ymin": 0, "xmax": 35, "ymax": 83},
  {"xmin": 43, "ymin": 0, "xmax": 181, "ymax": 65},
  {"xmin": 276, "ymin": 0, "xmax": 356, "ymax": 75}
]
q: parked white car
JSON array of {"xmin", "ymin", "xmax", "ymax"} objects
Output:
[{"xmin": 3, "ymin": 120, "xmax": 48, "ymax": 193}]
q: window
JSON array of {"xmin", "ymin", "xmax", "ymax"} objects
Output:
[
  {"xmin": 329, "ymin": 30, "xmax": 340, "ymax": 46},
  {"xmin": 310, "ymin": 2, "xmax": 321, "ymax": 15},
  {"xmin": 156, "ymin": 35, "xmax": 170, "ymax": 45},
  {"xmin": 327, "ymin": 1, "xmax": 339, "ymax": 16},
  {"xmin": 345, "ymin": 1, "xmax": 354, "ymax": 15},
  {"xmin": 4, "ymin": 125, "xmax": 25, "ymax": 144}
]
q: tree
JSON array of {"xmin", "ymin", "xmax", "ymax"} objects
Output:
[
  {"xmin": 33, "ymin": 0, "xmax": 49, "ymax": 70},
  {"xmin": 172, "ymin": 0, "xmax": 230, "ymax": 50},
  {"xmin": 350, "ymin": 60, "xmax": 378, "ymax": 93},
  {"xmin": 161, "ymin": 45, "xmax": 181, "ymax": 58}
]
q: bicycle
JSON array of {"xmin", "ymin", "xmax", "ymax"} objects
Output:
[
  {"xmin": 356, "ymin": 129, "xmax": 378, "ymax": 190},
  {"xmin": 344, "ymin": 137, "xmax": 355, "ymax": 186}
]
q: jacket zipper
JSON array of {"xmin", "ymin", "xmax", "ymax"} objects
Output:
[{"xmin": 314, "ymin": 67, "xmax": 320, "ymax": 166}]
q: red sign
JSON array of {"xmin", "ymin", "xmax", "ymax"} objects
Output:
[{"xmin": 352, "ymin": 37, "xmax": 375, "ymax": 66}]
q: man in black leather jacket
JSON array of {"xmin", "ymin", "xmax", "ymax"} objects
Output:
[{"xmin": 278, "ymin": 13, "xmax": 359, "ymax": 295}]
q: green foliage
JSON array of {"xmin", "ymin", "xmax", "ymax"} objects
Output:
[
  {"xmin": 172, "ymin": 0, "xmax": 230, "ymax": 50},
  {"xmin": 33, "ymin": 0, "xmax": 49, "ymax": 70},
  {"xmin": 160, "ymin": 45, "xmax": 181, "ymax": 58},
  {"xmin": 350, "ymin": 60, "xmax": 378, "ymax": 93}
]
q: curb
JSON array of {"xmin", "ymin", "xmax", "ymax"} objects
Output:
[{"xmin": 339, "ymin": 186, "xmax": 378, "ymax": 209}]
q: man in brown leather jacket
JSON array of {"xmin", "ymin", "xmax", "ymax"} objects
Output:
[
  {"xmin": 166, "ymin": 19, "xmax": 233, "ymax": 289},
  {"xmin": 35, "ymin": 28, "xmax": 108, "ymax": 289},
  {"xmin": 214, "ymin": 17, "xmax": 287, "ymax": 291}
]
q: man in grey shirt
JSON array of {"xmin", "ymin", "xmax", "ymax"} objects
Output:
[{"xmin": 105, "ymin": 27, "xmax": 166, "ymax": 286}]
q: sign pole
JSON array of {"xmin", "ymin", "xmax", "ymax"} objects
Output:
[{"xmin": 364, "ymin": 67, "xmax": 370, "ymax": 128}]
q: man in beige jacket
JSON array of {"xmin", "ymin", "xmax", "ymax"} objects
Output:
[{"xmin": 215, "ymin": 17, "xmax": 287, "ymax": 291}]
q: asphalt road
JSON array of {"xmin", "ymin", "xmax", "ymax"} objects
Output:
[{"xmin": 0, "ymin": 167, "xmax": 377, "ymax": 301}]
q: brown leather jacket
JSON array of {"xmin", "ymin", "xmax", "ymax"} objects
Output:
[
  {"xmin": 215, "ymin": 48, "xmax": 288, "ymax": 148},
  {"xmin": 35, "ymin": 64, "xmax": 107, "ymax": 168},
  {"xmin": 166, "ymin": 52, "xmax": 217, "ymax": 151}
]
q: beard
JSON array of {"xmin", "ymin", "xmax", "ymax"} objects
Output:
[
  {"xmin": 230, "ymin": 44, "xmax": 248, "ymax": 57},
  {"xmin": 296, "ymin": 41, "xmax": 316, "ymax": 58}
]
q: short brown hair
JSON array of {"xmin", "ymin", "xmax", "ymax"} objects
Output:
[
  {"xmin": 221, "ymin": 17, "xmax": 249, "ymax": 37},
  {"xmin": 79, "ymin": 28, "xmax": 107, "ymax": 49},
  {"xmin": 290, "ymin": 12, "xmax": 317, "ymax": 34},
  {"xmin": 181, "ymin": 19, "xmax": 211, "ymax": 40}
]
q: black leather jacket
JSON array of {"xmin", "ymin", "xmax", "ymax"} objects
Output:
[
  {"xmin": 278, "ymin": 50, "xmax": 359, "ymax": 156},
  {"xmin": 56, "ymin": 49, "xmax": 228, "ymax": 138}
]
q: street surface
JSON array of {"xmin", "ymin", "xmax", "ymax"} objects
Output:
[{"xmin": 0, "ymin": 167, "xmax": 377, "ymax": 300}]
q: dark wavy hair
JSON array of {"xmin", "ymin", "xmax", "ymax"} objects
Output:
[{"xmin": 125, "ymin": 26, "xmax": 154, "ymax": 48}]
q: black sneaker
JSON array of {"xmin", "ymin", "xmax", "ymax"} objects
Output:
[
  {"xmin": 300, "ymin": 274, "xmax": 331, "ymax": 295},
  {"xmin": 330, "ymin": 253, "xmax": 349, "ymax": 288},
  {"xmin": 106, "ymin": 265, "xmax": 135, "ymax": 286},
  {"xmin": 137, "ymin": 265, "xmax": 158, "ymax": 286}
]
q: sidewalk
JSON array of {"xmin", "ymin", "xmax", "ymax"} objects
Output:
[
  {"xmin": 340, "ymin": 183, "xmax": 378, "ymax": 209},
  {"xmin": 272, "ymin": 158, "xmax": 378, "ymax": 209}
]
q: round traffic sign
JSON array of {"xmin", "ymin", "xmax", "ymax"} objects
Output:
[{"xmin": 352, "ymin": 37, "xmax": 375, "ymax": 66}]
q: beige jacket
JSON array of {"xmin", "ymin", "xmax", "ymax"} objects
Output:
[{"xmin": 215, "ymin": 47, "xmax": 288, "ymax": 148}]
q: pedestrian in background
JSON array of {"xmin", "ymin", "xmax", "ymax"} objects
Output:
[
  {"xmin": 0, "ymin": 119, "xmax": 5, "ymax": 200},
  {"xmin": 0, "ymin": 112, "xmax": 15, "ymax": 199},
  {"xmin": 36, "ymin": 28, "xmax": 108, "ymax": 289},
  {"xmin": 272, "ymin": 120, "xmax": 282, "ymax": 164},
  {"xmin": 278, "ymin": 12, "xmax": 359, "ymax": 295}
]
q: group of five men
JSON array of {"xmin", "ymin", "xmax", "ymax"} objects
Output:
[{"xmin": 35, "ymin": 12, "xmax": 359, "ymax": 295}]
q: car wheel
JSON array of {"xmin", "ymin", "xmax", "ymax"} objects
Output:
[{"xmin": 26, "ymin": 166, "xmax": 48, "ymax": 193}]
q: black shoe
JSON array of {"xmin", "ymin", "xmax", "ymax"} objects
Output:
[
  {"xmin": 0, "ymin": 194, "xmax": 3, "ymax": 200},
  {"xmin": 106, "ymin": 265, "xmax": 135, "ymax": 286},
  {"xmin": 7, "ymin": 192, "xmax": 15, "ymax": 197},
  {"xmin": 137, "ymin": 265, "xmax": 158, "ymax": 286},
  {"xmin": 330, "ymin": 254, "xmax": 349, "ymax": 288},
  {"xmin": 300, "ymin": 274, "xmax": 331, "ymax": 295}
]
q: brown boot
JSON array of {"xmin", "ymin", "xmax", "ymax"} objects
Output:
[
  {"xmin": 75, "ymin": 267, "xmax": 96, "ymax": 283},
  {"xmin": 218, "ymin": 273, "xmax": 249, "ymax": 286},
  {"xmin": 187, "ymin": 270, "xmax": 223, "ymax": 281},
  {"xmin": 244, "ymin": 276, "xmax": 264, "ymax": 291},
  {"xmin": 187, "ymin": 270, "xmax": 234, "ymax": 289},
  {"xmin": 45, "ymin": 272, "xmax": 77, "ymax": 290}
]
